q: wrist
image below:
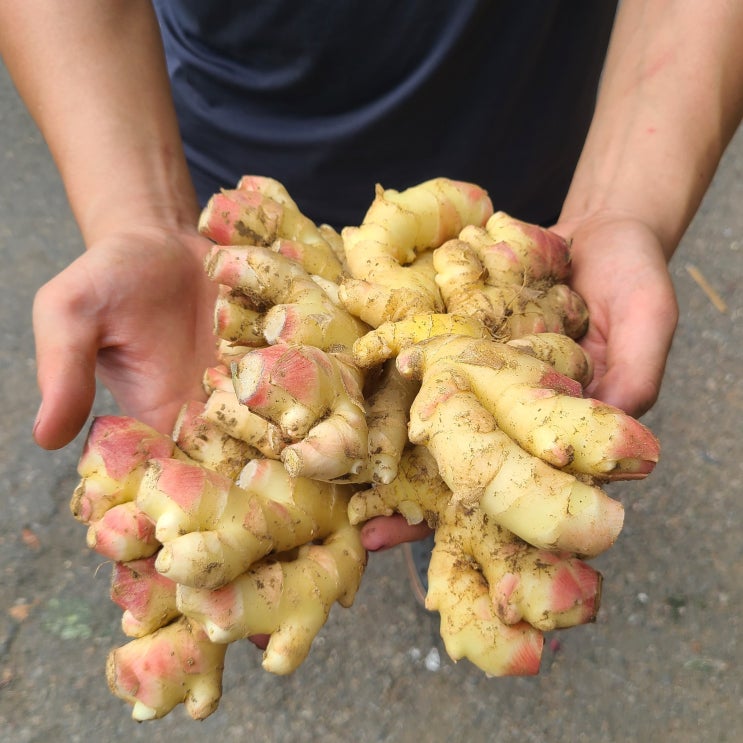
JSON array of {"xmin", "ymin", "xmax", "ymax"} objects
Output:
[
  {"xmin": 555, "ymin": 207, "xmax": 669, "ymax": 263},
  {"xmin": 558, "ymin": 138, "xmax": 711, "ymax": 262},
  {"xmin": 66, "ymin": 142, "xmax": 201, "ymax": 246}
]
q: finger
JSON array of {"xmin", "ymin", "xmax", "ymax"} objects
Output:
[
  {"xmin": 32, "ymin": 282, "xmax": 99, "ymax": 449},
  {"xmin": 360, "ymin": 514, "xmax": 433, "ymax": 552},
  {"xmin": 588, "ymin": 360, "xmax": 664, "ymax": 419},
  {"xmin": 586, "ymin": 296, "xmax": 678, "ymax": 417}
]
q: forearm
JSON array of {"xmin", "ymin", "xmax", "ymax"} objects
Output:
[
  {"xmin": 0, "ymin": 0, "xmax": 198, "ymax": 244},
  {"xmin": 560, "ymin": 0, "xmax": 743, "ymax": 258}
]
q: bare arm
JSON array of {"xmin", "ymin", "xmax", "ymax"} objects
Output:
[
  {"xmin": 552, "ymin": 0, "xmax": 743, "ymax": 416},
  {"xmin": 561, "ymin": 0, "xmax": 743, "ymax": 250},
  {"xmin": 0, "ymin": 0, "xmax": 198, "ymax": 239}
]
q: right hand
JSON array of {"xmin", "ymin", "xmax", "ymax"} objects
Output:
[{"xmin": 32, "ymin": 225, "xmax": 219, "ymax": 450}]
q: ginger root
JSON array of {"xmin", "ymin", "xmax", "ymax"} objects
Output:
[
  {"xmin": 339, "ymin": 178, "xmax": 493, "ymax": 327},
  {"xmin": 205, "ymin": 243, "xmax": 368, "ymax": 352},
  {"xmin": 65, "ymin": 174, "xmax": 661, "ymax": 719},
  {"xmin": 394, "ymin": 333, "xmax": 659, "ymax": 557},
  {"xmin": 198, "ymin": 174, "xmax": 344, "ymax": 282},
  {"xmin": 232, "ymin": 344, "xmax": 369, "ymax": 480},
  {"xmin": 434, "ymin": 212, "xmax": 588, "ymax": 340},
  {"xmin": 73, "ymin": 413, "xmax": 367, "ymax": 720},
  {"xmin": 108, "ymin": 509, "xmax": 365, "ymax": 720},
  {"xmin": 106, "ymin": 617, "xmax": 227, "ymax": 721},
  {"xmin": 349, "ymin": 446, "xmax": 602, "ymax": 676},
  {"xmin": 137, "ymin": 456, "xmax": 353, "ymax": 589},
  {"xmin": 177, "ymin": 517, "xmax": 365, "ymax": 675}
]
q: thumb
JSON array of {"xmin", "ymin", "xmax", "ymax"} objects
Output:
[{"xmin": 32, "ymin": 282, "xmax": 99, "ymax": 450}]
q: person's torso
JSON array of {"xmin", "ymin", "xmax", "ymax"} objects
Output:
[{"xmin": 154, "ymin": 0, "xmax": 618, "ymax": 226}]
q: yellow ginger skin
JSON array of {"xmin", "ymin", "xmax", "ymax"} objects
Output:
[
  {"xmin": 173, "ymin": 399, "xmax": 262, "ymax": 479},
  {"xmin": 427, "ymin": 536, "xmax": 543, "ymax": 676},
  {"xmin": 178, "ymin": 520, "xmax": 366, "ymax": 675},
  {"xmin": 340, "ymin": 250, "xmax": 442, "ymax": 327},
  {"xmin": 363, "ymin": 360, "xmax": 420, "ymax": 484},
  {"xmin": 433, "ymin": 211, "xmax": 588, "ymax": 340},
  {"xmin": 400, "ymin": 334, "xmax": 659, "ymax": 479},
  {"xmin": 179, "ymin": 453, "xmax": 364, "ymax": 674},
  {"xmin": 401, "ymin": 379, "xmax": 621, "ymax": 557},
  {"xmin": 108, "ymin": 515, "xmax": 365, "ymax": 718},
  {"xmin": 236, "ymin": 174, "xmax": 346, "ymax": 281},
  {"xmin": 349, "ymin": 447, "xmax": 602, "ymax": 676},
  {"xmin": 135, "ymin": 456, "xmax": 352, "ymax": 589},
  {"xmin": 86, "ymin": 501, "xmax": 160, "ymax": 562},
  {"xmin": 232, "ymin": 344, "xmax": 368, "ymax": 480},
  {"xmin": 72, "ymin": 414, "xmax": 368, "ymax": 721},
  {"xmin": 110, "ymin": 556, "xmax": 179, "ymax": 638},
  {"xmin": 71, "ymin": 416, "xmax": 176, "ymax": 525},
  {"xmin": 205, "ymin": 244, "xmax": 368, "ymax": 352},
  {"xmin": 396, "ymin": 334, "xmax": 660, "ymax": 556},
  {"xmin": 198, "ymin": 174, "xmax": 344, "ymax": 282},
  {"xmin": 107, "ymin": 617, "xmax": 227, "ymax": 722},
  {"xmin": 506, "ymin": 332, "xmax": 594, "ymax": 389},
  {"xmin": 71, "ymin": 416, "xmax": 189, "ymax": 563},
  {"xmin": 201, "ymin": 364, "xmax": 285, "ymax": 459},
  {"xmin": 339, "ymin": 178, "xmax": 493, "ymax": 327},
  {"xmin": 271, "ymin": 236, "xmax": 345, "ymax": 284},
  {"xmin": 352, "ymin": 312, "xmax": 490, "ymax": 368},
  {"xmin": 212, "ymin": 285, "xmax": 265, "ymax": 347}
]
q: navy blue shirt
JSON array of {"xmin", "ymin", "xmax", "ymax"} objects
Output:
[{"xmin": 153, "ymin": 1, "xmax": 617, "ymax": 226}]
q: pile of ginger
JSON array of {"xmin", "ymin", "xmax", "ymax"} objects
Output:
[{"xmin": 70, "ymin": 176, "xmax": 659, "ymax": 720}]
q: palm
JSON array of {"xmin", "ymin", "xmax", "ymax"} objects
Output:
[
  {"xmin": 33, "ymin": 227, "xmax": 218, "ymax": 448},
  {"xmin": 553, "ymin": 215, "xmax": 678, "ymax": 416}
]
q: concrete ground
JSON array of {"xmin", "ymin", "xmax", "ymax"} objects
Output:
[{"xmin": 1, "ymin": 59, "xmax": 742, "ymax": 743}]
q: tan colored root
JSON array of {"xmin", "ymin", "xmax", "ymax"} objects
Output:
[
  {"xmin": 106, "ymin": 617, "xmax": 227, "ymax": 721},
  {"xmin": 433, "ymin": 212, "xmax": 589, "ymax": 341},
  {"xmin": 233, "ymin": 346, "xmax": 369, "ymax": 481},
  {"xmin": 136, "ymin": 457, "xmax": 354, "ymax": 589},
  {"xmin": 177, "ymin": 519, "xmax": 366, "ymax": 675},
  {"xmin": 349, "ymin": 447, "xmax": 601, "ymax": 675},
  {"xmin": 352, "ymin": 313, "xmax": 490, "ymax": 368},
  {"xmin": 398, "ymin": 334, "xmax": 659, "ymax": 482},
  {"xmin": 506, "ymin": 332, "xmax": 594, "ymax": 388},
  {"xmin": 206, "ymin": 244, "xmax": 367, "ymax": 352},
  {"xmin": 394, "ymin": 336, "xmax": 651, "ymax": 556},
  {"xmin": 173, "ymin": 400, "xmax": 262, "ymax": 479},
  {"xmin": 363, "ymin": 360, "xmax": 420, "ymax": 484},
  {"xmin": 338, "ymin": 178, "xmax": 493, "ymax": 327},
  {"xmin": 199, "ymin": 174, "xmax": 344, "ymax": 282}
]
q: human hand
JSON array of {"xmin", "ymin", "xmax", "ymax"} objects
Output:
[
  {"xmin": 32, "ymin": 226, "xmax": 218, "ymax": 449},
  {"xmin": 552, "ymin": 212, "xmax": 679, "ymax": 418}
]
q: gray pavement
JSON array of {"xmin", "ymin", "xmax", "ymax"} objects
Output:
[{"xmin": 1, "ymin": 58, "xmax": 742, "ymax": 743}]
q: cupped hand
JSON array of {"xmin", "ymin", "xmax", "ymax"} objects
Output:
[
  {"xmin": 32, "ymin": 226, "xmax": 218, "ymax": 449},
  {"xmin": 552, "ymin": 212, "xmax": 679, "ymax": 418}
]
